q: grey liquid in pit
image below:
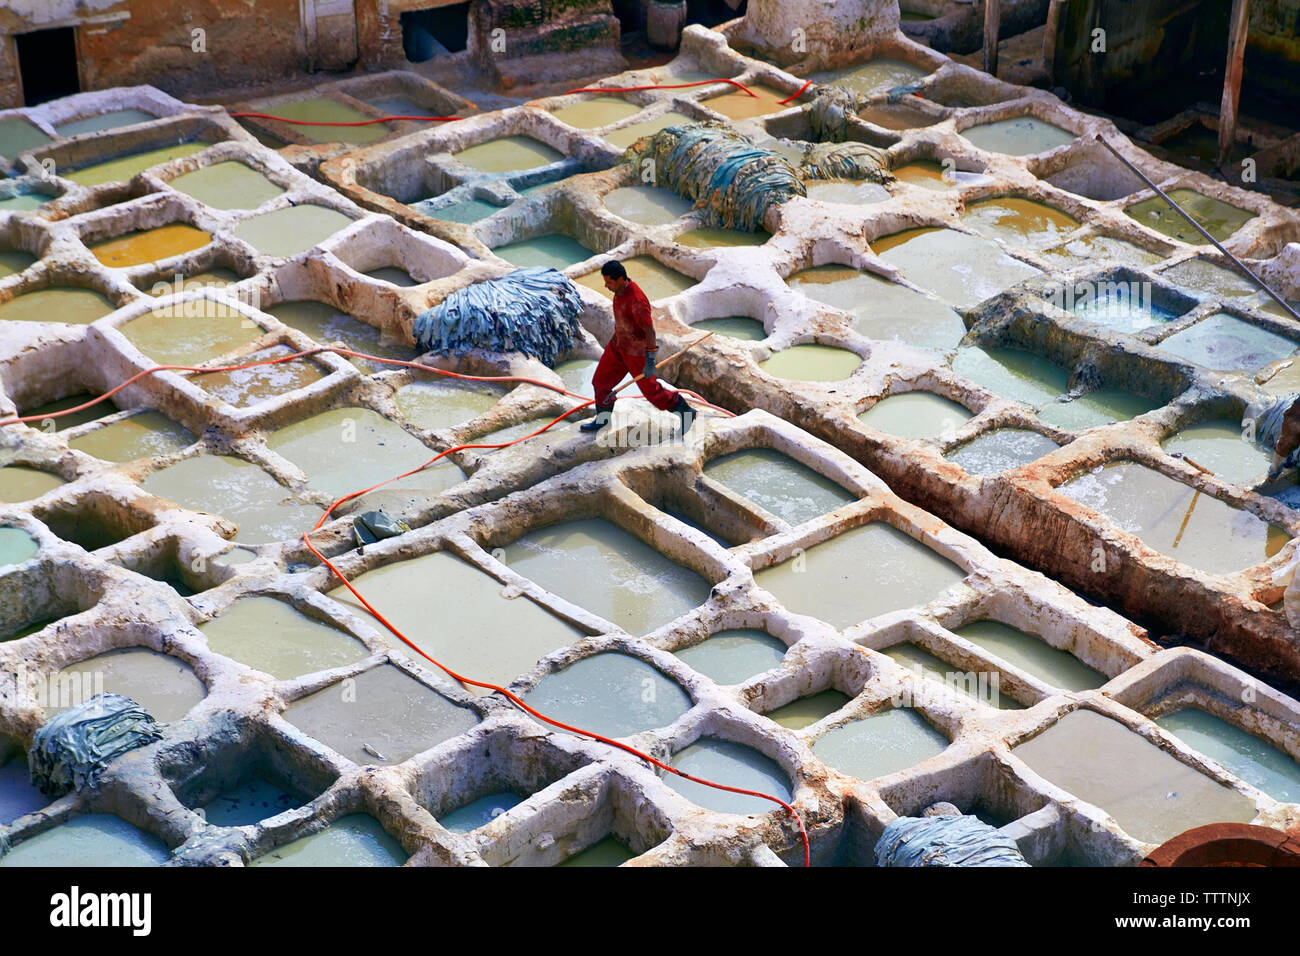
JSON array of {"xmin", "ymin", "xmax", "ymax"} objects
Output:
[
  {"xmin": 363, "ymin": 266, "xmax": 418, "ymax": 286},
  {"xmin": 285, "ymin": 664, "xmax": 478, "ymax": 766},
  {"xmin": 68, "ymin": 411, "xmax": 195, "ymax": 462},
  {"xmin": 952, "ymin": 345, "xmax": 1071, "ymax": 408},
  {"xmin": 395, "ymin": 379, "xmax": 503, "ymax": 431},
  {"xmin": 674, "ymin": 629, "xmax": 788, "ymax": 685},
  {"xmin": 267, "ymin": 299, "xmax": 415, "ymax": 374},
  {"xmin": 603, "ymin": 185, "xmax": 694, "ymax": 226},
  {"xmin": 786, "ymin": 264, "xmax": 965, "ymax": 351},
  {"xmin": 201, "ymin": 778, "xmax": 301, "ymax": 827},
  {"xmin": 756, "ymin": 523, "xmax": 967, "ymax": 628},
  {"xmin": 141, "ymin": 454, "xmax": 324, "ymax": 545},
  {"xmin": 1060, "ymin": 460, "xmax": 1289, "ymax": 573},
  {"xmin": 326, "ymin": 549, "xmax": 584, "ymax": 691},
  {"xmin": 492, "ymin": 233, "xmax": 594, "ymax": 270},
  {"xmin": 52, "ymin": 647, "xmax": 206, "ymax": 723},
  {"xmin": 858, "ymin": 392, "xmax": 973, "ymax": 439},
  {"xmin": 501, "ymin": 517, "xmax": 711, "ymax": 634},
  {"xmin": 557, "ymin": 835, "xmax": 636, "ymax": 867},
  {"xmin": 1157, "ymin": 313, "xmax": 1296, "ymax": 372},
  {"xmin": 1162, "ymin": 420, "xmax": 1272, "ymax": 488},
  {"xmin": 803, "ymin": 180, "xmax": 891, "ymax": 205},
  {"xmin": 0, "ymin": 115, "xmax": 53, "ymax": 161},
  {"xmin": 766, "ymin": 689, "xmax": 851, "ymax": 730},
  {"xmin": 704, "ymin": 447, "xmax": 854, "ymax": 525},
  {"xmin": 524, "ymin": 652, "xmax": 692, "ymax": 738},
  {"xmin": 232, "ymin": 204, "xmax": 354, "ymax": 258},
  {"xmin": 1155, "ymin": 708, "xmax": 1300, "ymax": 804},
  {"xmin": 249, "ymin": 814, "xmax": 407, "ymax": 866},
  {"xmin": 884, "ymin": 642, "xmax": 1024, "ymax": 710},
  {"xmin": 55, "ymin": 108, "xmax": 156, "ymax": 137},
  {"xmin": 946, "ymin": 428, "xmax": 1059, "ymax": 474},
  {"xmin": 0, "ymin": 814, "xmax": 170, "ymax": 867},
  {"xmin": 873, "ymin": 227, "xmax": 1042, "ymax": 309},
  {"xmin": 1012, "ymin": 709, "xmax": 1257, "ymax": 845},
  {"xmin": 438, "ymin": 792, "xmax": 525, "ymax": 833},
  {"xmin": 666, "ymin": 739, "xmax": 791, "ymax": 815},
  {"xmin": 1036, "ymin": 388, "xmax": 1160, "ymax": 431},
  {"xmin": 0, "ymin": 759, "xmax": 46, "ymax": 823},
  {"xmin": 200, "ymin": 596, "xmax": 370, "ymax": 680},
  {"xmin": 959, "ymin": 117, "xmax": 1076, "ymax": 156},
  {"xmin": 952, "ymin": 620, "xmax": 1106, "ymax": 692},
  {"xmin": 812, "ymin": 708, "xmax": 951, "ymax": 780}
]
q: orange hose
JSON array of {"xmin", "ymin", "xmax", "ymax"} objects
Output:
[{"xmin": 1, "ymin": 345, "xmax": 810, "ymax": 866}]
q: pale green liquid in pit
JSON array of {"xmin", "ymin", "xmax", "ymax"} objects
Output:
[
  {"xmin": 667, "ymin": 739, "xmax": 791, "ymax": 815},
  {"xmin": 1039, "ymin": 235, "xmax": 1164, "ymax": 270},
  {"xmin": 364, "ymin": 266, "xmax": 417, "ymax": 286},
  {"xmin": 875, "ymin": 227, "xmax": 1043, "ymax": 309},
  {"xmin": 0, "ymin": 759, "xmax": 47, "ymax": 823},
  {"xmin": 759, "ymin": 344, "xmax": 862, "ymax": 382},
  {"xmin": 884, "ymin": 642, "xmax": 1024, "ymax": 710},
  {"xmin": 575, "ymin": 256, "xmax": 694, "ymax": 301},
  {"xmin": 1161, "ymin": 421, "xmax": 1271, "ymax": 488},
  {"xmin": 501, "ymin": 517, "xmax": 711, "ymax": 635},
  {"xmin": 766, "ymin": 689, "xmax": 851, "ymax": 730},
  {"xmin": 201, "ymin": 778, "xmax": 299, "ymax": 827},
  {"xmin": 268, "ymin": 299, "xmax": 414, "ymax": 374},
  {"xmin": 788, "ymin": 264, "xmax": 965, "ymax": 350},
  {"xmin": 603, "ymin": 185, "xmax": 694, "ymax": 226},
  {"xmin": 946, "ymin": 428, "xmax": 1059, "ymax": 474},
  {"xmin": 250, "ymin": 815, "xmax": 407, "ymax": 866},
  {"xmin": 55, "ymin": 108, "xmax": 156, "ymax": 137},
  {"xmin": 327, "ymin": 550, "xmax": 584, "ymax": 691},
  {"xmin": 960, "ymin": 197, "xmax": 1080, "ymax": 250},
  {"xmin": 550, "ymin": 96, "xmax": 642, "ymax": 129},
  {"xmin": 602, "ymin": 111, "xmax": 695, "ymax": 150},
  {"xmin": 200, "ymin": 596, "xmax": 369, "ymax": 680},
  {"xmin": 1156, "ymin": 709, "xmax": 1300, "ymax": 804},
  {"xmin": 1060, "ymin": 460, "xmax": 1289, "ymax": 573},
  {"xmin": 68, "ymin": 411, "xmax": 195, "ymax": 462},
  {"xmin": 66, "ymin": 141, "xmax": 207, "ymax": 187},
  {"xmin": 1037, "ymin": 388, "xmax": 1159, "ymax": 430},
  {"xmin": 141, "ymin": 454, "xmax": 323, "ymax": 545},
  {"xmin": 951, "ymin": 345, "xmax": 1071, "ymax": 408},
  {"xmin": 674, "ymin": 629, "xmax": 788, "ymax": 685},
  {"xmin": 704, "ymin": 447, "xmax": 854, "ymax": 525},
  {"xmin": 233, "ymin": 204, "xmax": 354, "ymax": 258},
  {"xmin": 438, "ymin": 792, "xmax": 524, "ymax": 833},
  {"xmin": 554, "ymin": 358, "xmax": 597, "ymax": 397},
  {"xmin": 858, "ymin": 392, "xmax": 973, "ymax": 439},
  {"xmin": 285, "ymin": 664, "xmax": 477, "ymax": 766},
  {"xmin": 756, "ymin": 523, "xmax": 967, "ymax": 628},
  {"xmin": 954, "ymin": 619, "xmax": 1106, "ymax": 692},
  {"xmin": 0, "ymin": 249, "xmax": 36, "ymax": 276},
  {"xmin": 812, "ymin": 708, "xmax": 950, "ymax": 780},
  {"xmin": 0, "ymin": 466, "xmax": 66, "ymax": 503},
  {"xmin": 262, "ymin": 98, "xmax": 390, "ymax": 144},
  {"xmin": 1069, "ymin": 287, "xmax": 1180, "ymax": 334},
  {"xmin": 192, "ymin": 344, "xmax": 327, "ymax": 406},
  {"xmin": 0, "ymin": 115, "xmax": 53, "ymax": 161},
  {"xmin": 690, "ymin": 316, "xmax": 766, "ymax": 341},
  {"xmin": 1157, "ymin": 313, "xmax": 1296, "ymax": 371},
  {"xmin": 493, "ymin": 233, "xmax": 594, "ymax": 269},
  {"xmin": 395, "ymin": 379, "xmax": 503, "ymax": 431},
  {"xmin": 0, "ymin": 191, "xmax": 45, "ymax": 211},
  {"xmin": 53, "ymin": 647, "xmax": 206, "ymax": 723},
  {"xmin": 804, "ymin": 180, "xmax": 891, "ymax": 204},
  {"xmin": 169, "ymin": 160, "xmax": 285, "ymax": 210},
  {"xmin": 0, "ymin": 527, "xmax": 39, "ymax": 566},
  {"xmin": 524, "ymin": 652, "xmax": 692, "ymax": 738},
  {"xmin": 1126, "ymin": 189, "xmax": 1256, "ymax": 244},
  {"xmin": 809, "ymin": 59, "xmax": 929, "ymax": 96},
  {"xmin": 424, "ymin": 198, "xmax": 501, "ymax": 223},
  {"xmin": 141, "ymin": 267, "xmax": 241, "ymax": 295},
  {"xmin": 364, "ymin": 95, "xmax": 427, "ymax": 117},
  {"xmin": 121, "ymin": 303, "xmax": 261, "ymax": 365},
  {"xmin": 675, "ymin": 227, "xmax": 770, "ymax": 248},
  {"xmin": 21, "ymin": 393, "xmax": 115, "ymax": 430},
  {"xmin": 1013, "ymin": 709, "xmax": 1257, "ymax": 845},
  {"xmin": 267, "ymin": 407, "xmax": 463, "ymax": 500},
  {"xmin": 0, "ymin": 287, "xmax": 115, "ymax": 325},
  {"xmin": 960, "ymin": 117, "xmax": 1076, "ymax": 156},
  {"xmin": 0, "ymin": 814, "xmax": 169, "ymax": 867},
  {"xmin": 454, "ymin": 135, "xmax": 563, "ymax": 173},
  {"xmin": 557, "ymin": 835, "xmax": 636, "ymax": 867}
]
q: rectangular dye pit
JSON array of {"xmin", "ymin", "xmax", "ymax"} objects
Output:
[
  {"xmin": 285, "ymin": 664, "xmax": 477, "ymax": 765},
  {"xmin": 0, "ymin": 249, "xmax": 37, "ymax": 277},
  {"xmin": 873, "ymin": 228, "xmax": 1042, "ymax": 309},
  {"xmin": 1156, "ymin": 314, "xmax": 1296, "ymax": 372},
  {"xmin": 200, "ymin": 596, "xmax": 368, "ymax": 680},
  {"xmin": 702, "ymin": 84, "xmax": 798, "ymax": 121},
  {"xmin": 811, "ymin": 708, "xmax": 951, "ymax": 780},
  {"xmin": 667, "ymin": 738, "xmax": 791, "ymax": 815},
  {"xmin": 89, "ymin": 224, "xmax": 211, "ymax": 268},
  {"xmin": 807, "ymin": 59, "xmax": 930, "ymax": 97},
  {"xmin": 500, "ymin": 517, "xmax": 711, "ymax": 635},
  {"xmin": 523, "ymin": 651, "xmax": 692, "ymax": 738},
  {"xmin": 395, "ymin": 379, "xmax": 503, "ymax": 431},
  {"xmin": 1059, "ymin": 460, "xmax": 1288, "ymax": 574},
  {"xmin": 1161, "ymin": 421, "xmax": 1272, "ymax": 487},
  {"xmin": 0, "ymin": 466, "xmax": 66, "ymax": 503},
  {"xmin": 55, "ymin": 109, "xmax": 157, "ymax": 137},
  {"xmin": 1155, "ymin": 709, "xmax": 1300, "ymax": 804},
  {"xmin": 883, "ymin": 642, "xmax": 1023, "ymax": 710},
  {"xmin": 1013, "ymin": 709, "xmax": 1257, "ymax": 845},
  {"xmin": 858, "ymin": 392, "xmax": 973, "ymax": 439},
  {"xmin": 951, "ymin": 346, "xmax": 1071, "ymax": 408},
  {"xmin": 674, "ymin": 629, "xmax": 788, "ymax": 685},
  {"xmin": 492, "ymin": 233, "xmax": 594, "ymax": 269},
  {"xmin": 755, "ymin": 523, "xmax": 967, "ymax": 628},
  {"xmin": 951, "ymin": 620, "xmax": 1106, "ymax": 692},
  {"xmin": 68, "ymin": 411, "xmax": 194, "ymax": 463},
  {"xmin": 765, "ymin": 690, "xmax": 851, "ymax": 730},
  {"xmin": 959, "ymin": 117, "xmax": 1076, "ymax": 156},
  {"xmin": 1126, "ymin": 189, "xmax": 1256, "ymax": 244},
  {"xmin": 232, "ymin": 205, "xmax": 354, "ymax": 258},
  {"xmin": 0, "ymin": 286, "xmax": 117, "ymax": 325},
  {"xmin": 0, "ymin": 814, "xmax": 170, "ymax": 867},
  {"xmin": 959, "ymin": 197, "xmax": 1080, "ymax": 250},
  {"xmin": 1068, "ymin": 284, "xmax": 1182, "ymax": 334},
  {"xmin": 191, "ymin": 344, "xmax": 328, "ymax": 407},
  {"xmin": 267, "ymin": 299, "xmax": 414, "ymax": 374},
  {"xmin": 121, "ymin": 301, "xmax": 261, "ymax": 365},
  {"xmin": 326, "ymin": 550, "xmax": 585, "ymax": 690},
  {"xmin": 674, "ymin": 227, "xmax": 770, "ymax": 248},
  {"xmin": 261, "ymin": 98, "xmax": 390, "ymax": 144},
  {"xmin": 0, "ymin": 116, "xmax": 53, "ymax": 161},
  {"xmin": 249, "ymin": 815, "xmax": 407, "ymax": 866},
  {"xmin": 139, "ymin": 267, "xmax": 242, "ymax": 296},
  {"xmin": 602, "ymin": 111, "xmax": 696, "ymax": 150},
  {"xmin": 703, "ymin": 447, "xmax": 854, "ymax": 526},
  {"xmin": 0, "ymin": 756, "xmax": 47, "ymax": 823},
  {"xmin": 603, "ymin": 185, "xmax": 694, "ymax": 226},
  {"xmin": 1039, "ymin": 235, "xmax": 1165, "ymax": 271},
  {"xmin": 549, "ymin": 96, "xmax": 641, "ymax": 129},
  {"xmin": 804, "ymin": 180, "xmax": 891, "ymax": 205},
  {"xmin": 688, "ymin": 316, "xmax": 766, "ymax": 341},
  {"xmin": 65, "ymin": 142, "xmax": 208, "ymax": 187},
  {"xmin": 454, "ymin": 135, "xmax": 563, "ymax": 173},
  {"xmin": 169, "ymin": 160, "xmax": 286, "ymax": 210},
  {"xmin": 1036, "ymin": 388, "xmax": 1159, "ymax": 430}
]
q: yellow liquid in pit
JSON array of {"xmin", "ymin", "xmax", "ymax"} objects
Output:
[
  {"xmin": 0, "ymin": 287, "xmax": 116, "ymax": 325},
  {"xmin": 960, "ymin": 197, "xmax": 1079, "ymax": 250},
  {"xmin": 759, "ymin": 344, "xmax": 862, "ymax": 382},
  {"xmin": 0, "ymin": 466, "xmax": 65, "ymax": 503},
  {"xmin": 89, "ymin": 224, "xmax": 211, "ymax": 268},
  {"xmin": 703, "ymin": 84, "xmax": 798, "ymax": 121},
  {"xmin": 120, "ymin": 301, "xmax": 261, "ymax": 365},
  {"xmin": 454, "ymin": 135, "xmax": 563, "ymax": 173},
  {"xmin": 602, "ymin": 111, "xmax": 695, "ymax": 150}
]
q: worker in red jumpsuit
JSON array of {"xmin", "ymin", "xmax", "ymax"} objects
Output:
[{"xmin": 579, "ymin": 259, "xmax": 697, "ymax": 434}]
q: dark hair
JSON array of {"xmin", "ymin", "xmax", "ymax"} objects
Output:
[{"xmin": 600, "ymin": 260, "xmax": 628, "ymax": 280}]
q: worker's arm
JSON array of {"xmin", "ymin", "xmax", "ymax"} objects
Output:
[
  {"xmin": 1274, "ymin": 402, "xmax": 1300, "ymax": 476},
  {"xmin": 625, "ymin": 290, "xmax": 659, "ymax": 373}
]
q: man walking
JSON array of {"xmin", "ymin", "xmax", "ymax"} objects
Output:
[{"xmin": 579, "ymin": 259, "xmax": 697, "ymax": 434}]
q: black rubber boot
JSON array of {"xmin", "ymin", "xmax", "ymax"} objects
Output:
[
  {"xmin": 580, "ymin": 407, "xmax": 612, "ymax": 433},
  {"xmin": 673, "ymin": 395, "xmax": 697, "ymax": 434}
]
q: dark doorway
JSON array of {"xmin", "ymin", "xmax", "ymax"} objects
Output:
[
  {"xmin": 687, "ymin": 0, "xmax": 747, "ymax": 28},
  {"xmin": 400, "ymin": 3, "xmax": 471, "ymax": 62},
  {"xmin": 16, "ymin": 27, "xmax": 80, "ymax": 106}
]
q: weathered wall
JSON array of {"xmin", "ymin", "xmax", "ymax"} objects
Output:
[
  {"xmin": 1246, "ymin": 0, "xmax": 1300, "ymax": 106},
  {"xmin": 734, "ymin": 0, "xmax": 900, "ymax": 60},
  {"xmin": 468, "ymin": 0, "xmax": 619, "ymax": 69}
]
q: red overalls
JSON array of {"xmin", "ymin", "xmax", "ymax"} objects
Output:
[{"xmin": 591, "ymin": 280, "xmax": 681, "ymax": 411}]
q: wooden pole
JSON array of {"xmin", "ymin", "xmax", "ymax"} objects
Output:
[
  {"xmin": 1042, "ymin": 0, "xmax": 1065, "ymax": 80},
  {"xmin": 984, "ymin": 0, "xmax": 1002, "ymax": 77},
  {"xmin": 1218, "ymin": 0, "xmax": 1251, "ymax": 167}
]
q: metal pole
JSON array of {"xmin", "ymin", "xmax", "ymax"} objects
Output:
[{"xmin": 1093, "ymin": 133, "xmax": 1300, "ymax": 324}]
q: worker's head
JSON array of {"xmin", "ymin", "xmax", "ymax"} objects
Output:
[{"xmin": 601, "ymin": 259, "xmax": 629, "ymax": 293}]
